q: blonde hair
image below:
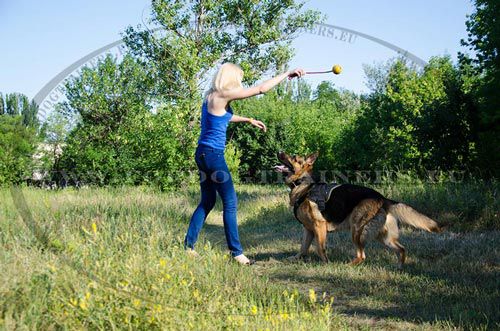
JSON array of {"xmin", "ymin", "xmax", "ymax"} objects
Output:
[{"xmin": 209, "ymin": 63, "xmax": 243, "ymax": 94}]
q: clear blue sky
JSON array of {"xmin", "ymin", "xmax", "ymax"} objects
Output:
[{"xmin": 0, "ymin": 0, "xmax": 474, "ymax": 99}]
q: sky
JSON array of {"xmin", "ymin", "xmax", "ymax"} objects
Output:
[{"xmin": 0, "ymin": 0, "xmax": 475, "ymax": 105}]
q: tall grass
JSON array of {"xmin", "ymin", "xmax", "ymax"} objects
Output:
[
  {"xmin": 0, "ymin": 180, "xmax": 498, "ymax": 330},
  {"xmin": 0, "ymin": 187, "xmax": 334, "ymax": 330}
]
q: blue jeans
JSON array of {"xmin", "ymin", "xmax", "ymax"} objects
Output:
[{"xmin": 184, "ymin": 145, "xmax": 243, "ymax": 257}]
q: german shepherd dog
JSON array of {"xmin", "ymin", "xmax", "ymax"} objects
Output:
[{"xmin": 274, "ymin": 152, "xmax": 443, "ymax": 268}]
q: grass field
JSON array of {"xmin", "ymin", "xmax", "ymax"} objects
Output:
[{"xmin": 0, "ymin": 181, "xmax": 499, "ymax": 330}]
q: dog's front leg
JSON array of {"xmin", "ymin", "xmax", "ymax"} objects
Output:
[
  {"xmin": 288, "ymin": 228, "xmax": 314, "ymax": 261},
  {"xmin": 314, "ymin": 222, "xmax": 329, "ymax": 262},
  {"xmin": 299, "ymin": 227, "xmax": 314, "ymax": 258}
]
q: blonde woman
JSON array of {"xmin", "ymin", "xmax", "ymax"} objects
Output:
[{"xmin": 184, "ymin": 63, "xmax": 305, "ymax": 265}]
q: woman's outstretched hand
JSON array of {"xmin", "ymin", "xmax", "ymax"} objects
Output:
[
  {"xmin": 249, "ymin": 118, "xmax": 267, "ymax": 132},
  {"xmin": 288, "ymin": 68, "xmax": 305, "ymax": 79}
]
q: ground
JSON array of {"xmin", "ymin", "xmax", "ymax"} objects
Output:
[{"xmin": 0, "ymin": 182, "xmax": 498, "ymax": 330}]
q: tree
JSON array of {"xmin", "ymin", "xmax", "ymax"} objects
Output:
[
  {"xmin": 313, "ymin": 81, "xmax": 360, "ymax": 113},
  {"xmin": 5, "ymin": 93, "xmax": 20, "ymax": 116},
  {"xmin": 0, "ymin": 93, "xmax": 4, "ymax": 115},
  {"xmin": 295, "ymin": 79, "xmax": 313, "ymax": 102},
  {"xmin": 123, "ymin": 1, "xmax": 321, "ymax": 164},
  {"xmin": 124, "ymin": 0, "xmax": 321, "ymax": 100},
  {"xmin": 314, "ymin": 81, "xmax": 338, "ymax": 108},
  {"xmin": 59, "ymin": 54, "xmax": 156, "ymax": 186},
  {"xmin": 337, "ymin": 57, "xmax": 477, "ymax": 172},
  {"xmin": 113, "ymin": 0, "xmax": 321, "ymax": 186},
  {"xmin": 2, "ymin": 93, "xmax": 39, "ymax": 128},
  {"xmin": 0, "ymin": 115, "xmax": 37, "ymax": 185},
  {"xmin": 461, "ymin": 0, "xmax": 500, "ymax": 176},
  {"xmin": 36, "ymin": 107, "xmax": 72, "ymax": 181},
  {"xmin": 22, "ymin": 99, "xmax": 40, "ymax": 128}
]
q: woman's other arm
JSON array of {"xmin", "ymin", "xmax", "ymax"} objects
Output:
[{"xmin": 229, "ymin": 114, "xmax": 267, "ymax": 132}]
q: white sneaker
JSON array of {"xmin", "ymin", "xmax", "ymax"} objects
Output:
[
  {"xmin": 186, "ymin": 248, "xmax": 199, "ymax": 258},
  {"xmin": 234, "ymin": 254, "xmax": 254, "ymax": 265}
]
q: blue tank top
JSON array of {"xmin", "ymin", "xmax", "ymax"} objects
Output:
[{"xmin": 197, "ymin": 99, "xmax": 233, "ymax": 150}]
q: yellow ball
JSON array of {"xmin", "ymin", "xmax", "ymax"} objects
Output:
[{"xmin": 332, "ymin": 65, "xmax": 342, "ymax": 75}]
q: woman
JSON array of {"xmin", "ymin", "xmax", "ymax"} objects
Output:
[{"xmin": 184, "ymin": 63, "xmax": 305, "ymax": 265}]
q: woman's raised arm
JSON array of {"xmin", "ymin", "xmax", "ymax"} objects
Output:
[{"xmin": 220, "ymin": 68, "xmax": 305, "ymax": 101}]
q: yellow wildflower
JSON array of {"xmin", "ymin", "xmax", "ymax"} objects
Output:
[
  {"xmin": 322, "ymin": 304, "xmax": 331, "ymax": 314},
  {"xmin": 250, "ymin": 305, "xmax": 258, "ymax": 315},
  {"xmin": 309, "ymin": 288, "xmax": 317, "ymax": 304},
  {"xmin": 91, "ymin": 222, "xmax": 97, "ymax": 234},
  {"xmin": 193, "ymin": 289, "xmax": 201, "ymax": 302},
  {"xmin": 79, "ymin": 300, "xmax": 88, "ymax": 310}
]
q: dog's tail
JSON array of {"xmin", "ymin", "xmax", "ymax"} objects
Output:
[{"xmin": 387, "ymin": 202, "xmax": 442, "ymax": 233}]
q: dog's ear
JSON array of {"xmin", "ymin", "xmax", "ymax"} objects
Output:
[
  {"xmin": 277, "ymin": 151, "xmax": 288, "ymax": 162},
  {"xmin": 306, "ymin": 151, "xmax": 319, "ymax": 165}
]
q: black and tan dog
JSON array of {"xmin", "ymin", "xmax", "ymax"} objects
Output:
[{"xmin": 275, "ymin": 151, "xmax": 443, "ymax": 268}]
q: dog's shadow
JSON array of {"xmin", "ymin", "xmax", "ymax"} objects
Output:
[{"xmin": 203, "ymin": 203, "xmax": 499, "ymax": 328}]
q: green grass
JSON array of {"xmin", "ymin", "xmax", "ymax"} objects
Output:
[{"xmin": 0, "ymin": 180, "xmax": 498, "ymax": 330}]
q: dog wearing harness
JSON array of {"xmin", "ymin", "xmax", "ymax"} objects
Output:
[
  {"xmin": 275, "ymin": 151, "xmax": 443, "ymax": 268},
  {"xmin": 292, "ymin": 182, "xmax": 341, "ymax": 223}
]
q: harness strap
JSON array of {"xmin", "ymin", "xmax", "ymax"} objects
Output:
[
  {"xmin": 293, "ymin": 194, "xmax": 308, "ymax": 223},
  {"xmin": 325, "ymin": 183, "xmax": 342, "ymax": 201},
  {"xmin": 293, "ymin": 183, "xmax": 342, "ymax": 223}
]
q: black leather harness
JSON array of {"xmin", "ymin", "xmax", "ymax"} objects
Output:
[{"xmin": 293, "ymin": 182, "xmax": 342, "ymax": 222}]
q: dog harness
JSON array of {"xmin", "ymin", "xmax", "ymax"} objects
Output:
[{"xmin": 293, "ymin": 183, "xmax": 342, "ymax": 222}]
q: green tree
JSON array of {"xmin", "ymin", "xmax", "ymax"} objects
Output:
[
  {"xmin": 289, "ymin": 78, "xmax": 312, "ymax": 102},
  {"xmin": 60, "ymin": 54, "xmax": 205, "ymax": 188},
  {"xmin": 0, "ymin": 115, "xmax": 37, "ymax": 185},
  {"xmin": 36, "ymin": 107, "xmax": 72, "ymax": 179},
  {"xmin": 124, "ymin": 0, "xmax": 321, "ymax": 99},
  {"xmin": 461, "ymin": 0, "xmax": 500, "ymax": 176},
  {"xmin": 228, "ymin": 85, "xmax": 360, "ymax": 181},
  {"xmin": 312, "ymin": 81, "xmax": 360, "ymax": 114},
  {"xmin": 338, "ymin": 57, "xmax": 477, "ymax": 172},
  {"xmin": 123, "ymin": 1, "xmax": 322, "ymax": 172},
  {"xmin": 0, "ymin": 93, "xmax": 4, "ymax": 115},
  {"xmin": 59, "ymin": 54, "xmax": 156, "ymax": 186},
  {"xmin": 5, "ymin": 93, "xmax": 20, "ymax": 115},
  {"xmin": 22, "ymin": 99, "xmax": 40, "ymax": 128},
  {"xmin": 2, "ymin": 93, "xmax": 39, "ymax": 128},
  {"xmin": 313, "ymin": 81, "xmax": 340, "ymax": 109}
]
